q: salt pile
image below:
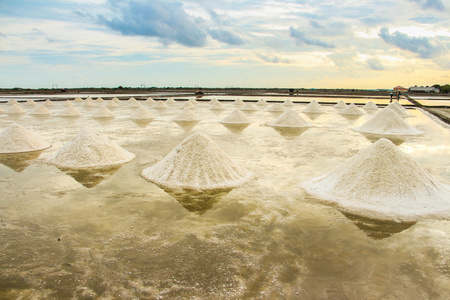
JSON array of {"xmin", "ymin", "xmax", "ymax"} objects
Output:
[
  {"xmin": 210, "ymin": 102, "xmax": 226, "ymax": 110},
  {"xmin": 25, "ymin": 100, "xmax": 37, "ymax": 107},
  {"xmin": 112, "ymin": 97, "xmax": 121, "ymax": 104},
  {"xmin": 240, "ymin": 102, "xmax": 259, "ymax": 111},
  {"xmin": 0, "ymin": 123, "xmax": 51, "ymax": 153},
  {"xmin": 106, "ymin": 100, "xmax": 118, "ymax": 108},
  {"xmin": 145, "ymin": 97, "xmax": 155, "ymax": 105},
  {"xmin": 220, "ymin": 109, "xmax": 251, "ymax": 124},
  {"xmin": 268, "ymin": 110, "xmax": 313, "ymax": 128},
  {"xmin": 7, "ymin": 99, "xmax": 19, "ymax": 105},
  {"xmin": 85, "ymin": 97, "xmax": 94, "ymax": 102},
  {"xmin": 234, "ymin": 98, "xmax": 244, "ymax": 105},
  {"xmin": 166, "ymin": 98, "xmax": 177, "ymax": 106},
  {"xmin": 173, "ymin": 109, "xmax": 201, "ymax": 126},
  {"xmin": 267, "ymin": 103, "xmax": 286, "ymax": 112},
  {"xmin": 44, "ymin": 99, "xmax": 55, "ymax": 106},
  {"xmin": 63, "ymin": 100, "xmax": 74, "ymax": 106},
  {"xmin": 92, "ymin": 106, "xmax": 114, "ymax": 118},
  {"xmin": 141, "ymin": 132, "xmax": 253, "ymax": 191},
  {"xmin": 84, "ymin": 98, "xmax": 96, "ymax": 107},
  {"xmin": 30, "ymin": 105, "xmax": 52, "ymax": 115},
  {"xmin": 74, "ymin": 97, "xmax": 84, "ymax": 103},
  {"xmin": 209, "ymin": 98, "xmax": 220, "ymax": 104},
  {"xmin": 129, "ymin": 100, "xmax": 143, "ymax": 108},
  {"xmin": 155, "ymin": 101, "xmax": 169, "ymax": 109},
  {"xmin": 182, "ymin": 101, "xmax": 196, "ymax": 109},
  {"xmin": 300, "ymin": 138, "xmax": 450, "ymax": 222},
  {"xmin": 303, "ymin": 100, "xmax": 324, "ymax": 113},
  {"xmin": 339, "ymin": 103, "xmax": 365, "ymax": 115},
  {"xmin": 188, "ymin": 97, "xmax": 198, "ymax": 105},
  {"xmin": 386, "ymin": 102, "xmax": 410, "ymax": 117},
  {"xmin": 58, "ymin": 106, "xmax": 82, "ymax": 117},
  {"xmin": 283, "ymin": 99, "xmax": 295, "ymax": 107},
  {"xmin": 47, "ymin": 128, "xmax": 135, "ymax": 169},
  {"xmin": 6, "ymin": 104, "xmax": 26, "ymax": 114},
  {"xmin": 353, "ymin": 107, "xmax": 423, "ymax": 136},
  {"xmin": 257, "ymin": 98, "xmax": 268, "ymax": 106},
  {"xmin": 96, "ymin": 97, "xmax": 105, "ymax": 104},
  {"xmin": 334, "ymin": 100, "xmax": 347, "ymax": 109},
  {"xmin": 130, "ymin": 107, "xmax": 154, "ymax": 120},
  {"xmin": 363, "ymin": 101, "xmax": 378, "ymax": 110}
]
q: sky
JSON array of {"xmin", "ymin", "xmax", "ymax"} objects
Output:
[{"xmin": 0, "ymin": 0, "xmax": 449, "ymax": 89}]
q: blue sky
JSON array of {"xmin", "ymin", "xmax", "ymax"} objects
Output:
[{"xmin": 0, "ymin": 0, "xmax": 449, "ymax": 89}]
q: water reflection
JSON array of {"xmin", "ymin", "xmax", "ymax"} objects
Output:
[
  {"xmin": 302, "ymin": 112, "xmax": 322, "ymax": 121},
  {"xmin": 220, "ymin": 123, "xmax": 251, "ymax": 133},
  {"xmin": 339, "ymin": 114, "xmax": 364, "ymax": 122},
  {"xmin": 270, "ymin": 127, "xmax": 310, "ymax": 138},
  {"xmin": 0, "ymin": 150, "xmax": 46, "ymax": 172},
  {"xmin": 131, "ymin": 119, "xmax": 153, "ymax": 128},
  {"xmin": 163, "ymin": 187, "xmax": 232, "ymax": 213},
  {"xmin": 59, "ymin": 166, "xmax": 121, "ymax": 188},
  {"xmin": 173, "ymin": 120, "xmax": 200, "ymax": 130},
  {"xmin": 342, "ymin": 212, "xmax": 416, "ymax": 239},
  {"xmin": 359, "ymin": 132, "xmax": 406, "ymax": 146}
]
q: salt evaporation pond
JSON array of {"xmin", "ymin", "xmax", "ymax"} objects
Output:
[{"xmin": 0, "ymin": 97, "xmax": 449, "ymax": 299}]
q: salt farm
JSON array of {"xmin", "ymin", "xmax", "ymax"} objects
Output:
[{"xmin": 0, "ymin": 94, "xmax": 449, "ymax": 299}]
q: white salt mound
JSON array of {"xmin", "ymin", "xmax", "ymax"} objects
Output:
[
  {"xmin": 92, "ymin": 107, "xmax": 114, "ymax": 118},
  {"xmin": 44, "ymin": 99, "xmax": 55, "ymax": 106},
  {"xmin": 145, "ymin": 97, "xmax": 155, "ymax": 105},
  {"xmin": 234, "ymin": 98, "xmax": 245, "ymax": 105},
  {"xmin": 173, "ymin": 108, "xmax": 201, "ymax": 121},
  {"xmin": 210, "ymin": 102, "xmax": 226, "ymax": 110},
  {"xmin": 363, "ymin": 101, "xmax": 378, "ymax": 110},
  {"xmin": 267, "ymin": 103, "xmax": 286, "ymax": 112},
  {"xmin": 302, "ymin": 104, "xmax": 324, "ymax": 114},
  {"xmin": 96, "ymin": 97, "xmax": 105, "ymax": 104},
  {"xmin": 268, "ymin": 110, "xmax": 313, "ymax": 128},
  {"xmin": 257, "ymin": 98, "xmax": 268, "ymax": 105},
  {"xmin": 0, "ymin": 123, "xmax": 51, "ymax": 153},
  {"xmin": 47, "ymin": 128, "xmax": 135, "ymax": 169},
  {"xmin": 300, "ymin": 138, "xmax": 450, "ymax": 222},
  {"xmin": 334, "ymin": 100, "xmax": 347, "ymax": 109},
  {"xmin": 141, "ymin": 132, "xmax": 253, "ymax": 191},
  {"xmin": 112, "ymin": 97, "xmax": 121, "ymax": 104},
  {"xmin": 209, "ymin": 98, "xmax": 220, "ymax": 104},
  {"xmin": 353, "ymin": 107, "xmax": 423, "ymax": 136},
  {"xmin": 188, "ymin": 97, "xmax": 198, "ymax": 104},
  {"xmin": 283, "ymin": 99, "xmax": 294, "ymax": 107},
  {"xmin": 6, "ymin": 104, "xmax": 26, "ymax": 114},
  {"xmin": 25, "ymin": 100, "xmax": 37, "ymax": 107},
  {"xmin": 128, "ymin": 97, "xmax": 137, "ymax": 102},
  {"xmin": 30, "ymin": 105, "xmax": 52, "ymax": 115},
  {"xmin": 166, "ymin": 98, "xmax": 177, "ymax": 106},
  {"xmin": 64, "ymin": 100, "xmax": 74, "ymax": 106},
  {"xmin": 7, "ymin": 99, "xmax": 19, "ymax": 105},
  {"xmin": 155, "ymin": 101, "xmax": 169, "ymax": 109},
  {"xmin": 220, "ymin": 109, "xmax": 251, "ymax": 124},
  {"xmin": 74, "ymin": 97, "xmax": 84, "ymax": 103},
  {"xmin": 129, "ymin": 100, "xmax": 143, "ymax": 108},
  {"xmin": 386, "ymin": 102, "xmax": 410, "ymax": 117},
  {"xmin": 58, "ymin": 106, "xmax": 82, "ymax": 117},
  {"xmin": 84, "ymin": 98, "xmax": 96, "ymax": 107},
  {"xmin": 240, "ymin": 102, "xmax": 259, "ymax": 111},
  {"xmin": 106, "ymin": 100, "xmax": 118, "ymax": 108},
  {"xmin": 182, "ymin": 101, "xmax": 196, "ymax": 109},
  {"xmin": 130, "ymin": 107, "xmax": 154, "ymax": 120},
  {"xmin": 339, "ymin": 103, "xmax": 365, "ymax": 115}
]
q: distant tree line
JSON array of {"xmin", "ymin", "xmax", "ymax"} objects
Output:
[{"xmin": 433, "ymin": 84, "xmax": 450, "ymax": 93}]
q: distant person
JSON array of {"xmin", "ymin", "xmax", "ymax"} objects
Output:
[{"xmin": 390, "ymin": 93, "xmax": 393, "ymax": 103}]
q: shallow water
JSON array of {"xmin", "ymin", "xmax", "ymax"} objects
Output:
[{"xmin": 0, "ymin": 99, "xmax": 449, "ymax": 299}]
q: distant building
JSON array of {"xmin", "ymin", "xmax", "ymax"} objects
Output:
[
  {"xmin": 409, "ymin": 86, "xmax": 440, "ymax": 93},
  {"xmin": 393, "ymin": 86, "xmax": 408, "ymax": 92}
]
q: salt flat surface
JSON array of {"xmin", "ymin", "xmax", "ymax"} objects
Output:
[{"xmin": 0, "ymin": 98, "xmax": 449, "ymax": 299}]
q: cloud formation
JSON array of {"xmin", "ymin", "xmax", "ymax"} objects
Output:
[
  {"xmin": 408, "ymin": 0, "xmax": 445, "ymax": 11},
  {"xmin": 257, "ymin": 53, "xmax": 292, "ymax": 64},
  {"xmin": 378, "ymin": 27, "xmax": 445, "ymax": 58},
  {"xmin": 366, "ymin": 58, "xmax": 385, "ymax": 70},
  {"xmin": 98, "ymin": 0, "xmax": 207, "ymax": 47},
  {"xmin": 289, "ymin": 27, "xmax": 335, "ymax": 48},
  {"xmin": 208, "ymin": 28, "xmax": 244, "ymax": 45}
]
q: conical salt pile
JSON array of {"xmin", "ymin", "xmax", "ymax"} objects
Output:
[
  {"xmin": 386, "ymin": 102, "xmax": 410, "ymax": 117},
  {"xmin": 209, "ymin": 98, "xmax": 220, "ymax": 104},
  {"xmin": 283, "ymin": 99, "xmax": 295, "ymax": 107},
  {"xmin": 257, "ymin": 98, "xmax": 268, "ymax": 106},
  {"xmin": 302, "ymin": 104, "xmax": 324, "ymax": 114},
  {"xmin": 0, "ymin": 123, "xmax": 51, "ymax": 153},
  {"xmin": 339, "ymin": 103, "xmax": 365, "ymax": 115},
  {"xmin": 353, "ymin": 107, "xmax": 423, "ymax": 136},
  {"xmin": 96, "ymin": 97, "xmax": 105, "ymax": 104},
  {"xmin": 84, "ymin": 98, "xmax": 96, "ymax": 107},
  {"xmin": 112, "ymin": 97, "xmax": 121, "ymax": 104},
  {"xmin": 363, "ymin": 101, "xmax": 378, "ymax": 110},
  {"xmin": 25, "ymin": 100, "xmax": 37, "ymax": 107},
  {"xmin": 141, "ymin": 132, "xmax": 253, "ymax": 191},
  {"xmin": 300, "ymin": 138, "xmax": 450, "ymax": 222},
  {"xmin": 268, "ymin": 110, "xmax": 313, "ymax": 128},
  {"xmin": 106, "ymin": 100, "xmax": 118, "ymax": 108},
  {"xmin": 220, "ymin": 109, "xmax": 251, "ymax": 124},
  {"xmin": 92, "ymin": 106, "xmax": 114, "ymax": 118},
  {"xmin": 64, "ymin": 100, "xmax": 74, "ymax": 106},
  {"xmin": 155, "ymin": 101, "xmax": 169, "ymax": 109},
  {"xmin": 130, "ymin": 107, "xmax": 154, "ymax": 120},
  {"xmin": 188, "ymin": 97, "xmax": 198, "ymax": 105},
  {"xmin": 30, "ymin": 105, "xmax": 52, "ymax": 115},
  {"xmin": 234, "ymin": 98, "xmax": 244, "ymax": 105},
  {"xmin": 334, "ymin": 100, "xmax": 347, "ymax": 109},
  {"xmin": 6, "ymin": 104, "xmax": 26, "ymax": 114},
  {"xmin": 211, "ymin": 102, "xmax": 226, "ymax": 110},
  {"xmin": 129, "ymin": 100, "xmax": 143, "ymax": 108},
  {"xmin": 166, "ymin": 98, "xmax": 177, "ymax": 106},
  {"xmin": 240, "ymin": 102, "xmax": 259, "ymax": 111},
  {"xmin": 182, "ymin": 101, "xmax": 196, "ymax": 109},
  {"xmin": 85, "ymin": 97, "xmax": 94, "ymax": 102},
  {"xmin": 7, "ymin": 99, "xmax": 19, "ymax": 105},
  {"xmin": 44, "ymin": 99, "xmax": 55, "ymax": 106},
  {"xmin": 267, "ymin": 103, "xmax": 286, "ymax": 112},
  {"xmin": 74, "ymin": 97, "xmax": 84, "ymax": 103},
  {"xmin": 173, "ymin": 108, "xmax": 201, "ymax": 122},
  {"xmin": 58, "ymin": 106, "xmax": 82, "ymax": 117},
  {"xmin": 47, "ymin": 128, "xmax": 135, "ymax": 169},
  {"xmin": 145, "ymin": 97, "xmax": 156, "ymax": 105},
  {"xmin": 127, "ymin": 97, "xmax": 137, "ymax": 102}
]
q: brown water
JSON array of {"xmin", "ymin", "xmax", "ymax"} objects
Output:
[{"xmin": 0, "ymin": 99, "xmax": 449, "ymax": 299}]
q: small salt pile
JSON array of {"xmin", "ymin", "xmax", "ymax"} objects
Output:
[
  {"xmin": 209, "ymin": 98, "xmax": 220, "ymax": 104},
  {"xmin": 240, "ymin": 102, "xmax": 259, "ymax": 111},
  {"xmin": 96, "ymin": 97, "xmax": 105, "ymax": 104},
  {"xmin": 44, "ymin": 99, "xmax": 55, "ymax": 106},
  {"xmin": 128, "ymin": 97, "xmax": 137, "ymax": 102},
  {"xmin": 268, "ymin": 109, "xmax": 313, "ymax": 128},
  {"xmin": 182, "ymin": 101, "xmax": 196, "ymax": 109},
  {"xmin": 155, "ymin": 101, "xmax": 169, "ymax": 109},
  {"xmin": 353, "ymin": 107, "xmax": 423, "ymax": 136},
  {"xmin": 112, "ymin": 97, "xmax": 121, "ymax": 104},
  {"xmin": 267, "ymin": 103, "xmax": 286, "ymax": 112},
  {"xmin": 129, "ymin": 100, "xmax": 143, "ymax": 108},
  {"xmin": 257, "ymin": 98, "xmax": 268, "ymax": 106},
  {"xmin": 25, "ymin": 100, "xmax": 37, "ymax": 107},
  {"xmin": 63, "ymin": 100, "xmax": 74, "ymax": 106},
  {"xmin": 105, "ymin": 100, "xmax": 118, "ymax": 108},
  {"xmin": 166, "ymin": 98, "xmax": 177, "ymax": 106},
  {"xmin": 334, "ymin": 100, "xmax": 347, "ymax": 109},
  {"xmin": 188, "ymin": 97, "xmax": 198, "ymax": 105},
  {"xmin": 130, "ymin": 107, "xmax": 154, "ymax": 120},
  {"xmin": 339, "ymin": 103, "xmax": 365, "ymax": 115},
  {"xmin": 283, "ymin": 99, "xmax": 295, "ymax": 107},
  {"xmin": 6, "ymin": 104, "xmax": 26, "ymax": 114},
  {"xmin": 363, "ymin": 101, "xmax": 378, "ymax": 110},
  {"xmin": 145, "ymin": 97, "xmax": 156, "ymax": 105},
  {"xmin": 7, "ymin": 99, "xmax": 19, "ymax": 105},
  {"xmin": 300, "ymin": 138, "xmax": 450, "ymax": 222},
  {"xmin": 30, "ymin": 105, "xmax": 52, "ymax": 115},
  {"xmin": 173, "ymin": 109, "xmax": 201, "ymax": 127},
  {"xmin": 141, "ymin": 132, "xmax": 253, "ymax": 191},
  {"xmin": 210, "ymin": 102, "xmax": 226, "ymax": 110},
  {"xmin": 220, "ymin": 109, "xmax": 252, "ymax": 125},
  {"xmin": 386, "ymin": 102, "xmax": 410, "ymax": 117},
  {"xmin": 84, "ymin": 97, "xmax": 96, "ymax": 107},
  {"xmin": 85, "ymin": 97, "xmax": 94, "ymax": 102},
  {"xmin": 74, "ymin": 97, "xmax": 84, "ymax": 103},
  {"xmin": 92, "ymin": 106, "xmax": 114, "ymax": 118},
  {"xmin": 303, "ymin": 100, "xmax": 324, "ymax": 113},
  {"xmin": 234, "ymin": 98, "xmax": 245, "ymax": 105},
  {"xmin": 47, "ymin": 128, "xmax": 135, "ymax": 169},
  {"xmin": 0, "ymin": 123, "xmax": 51, "ymax": 153},
  {"xmin": 58, "ymin": 106, "xmax": 81, "ymax": 117}
]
